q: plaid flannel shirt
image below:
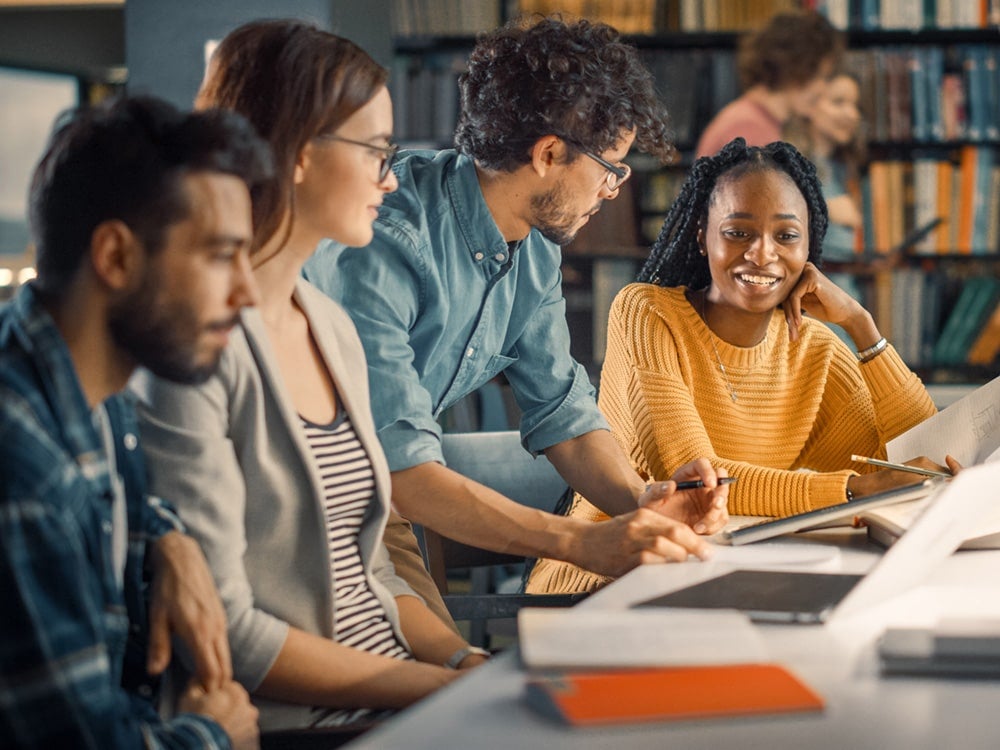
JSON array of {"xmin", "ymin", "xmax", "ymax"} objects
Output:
[{"xmin": 0, "ymin": 284, "xmax": 230, "ymax": 749}]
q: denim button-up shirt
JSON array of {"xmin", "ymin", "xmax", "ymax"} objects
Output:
[
  {"xmin": 0, "ymin": 284, "xmax": 229, "ymax": 749},
  {"xmin": 304, "ymin": 149, "xmax": 607, "ymax": 472}
]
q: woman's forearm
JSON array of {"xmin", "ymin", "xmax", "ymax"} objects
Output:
[{"xmin": 255, "ymin": 626, "xmax": 458, "ymax": 710}]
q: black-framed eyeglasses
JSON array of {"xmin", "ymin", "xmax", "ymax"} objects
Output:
[
  {"xmin": 313, "ymin": 134, "xmax": 399, "ymax": 182},
  {"xmin": 580, "ymin": 150, "xmax": 632, "ymax": 192}
]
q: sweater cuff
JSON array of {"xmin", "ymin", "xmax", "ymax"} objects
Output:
[
  {"xmin": 858, "ymin": 344, "xmax": 918, "ymax": 400},
  {"xmin": 806, "ymin": 470, "xmax": 856, "ymax": 510}
]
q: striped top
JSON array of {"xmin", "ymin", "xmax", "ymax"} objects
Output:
[{"xmin": 301, "ymin": 409, "xmax": 411, "ymax": 643}]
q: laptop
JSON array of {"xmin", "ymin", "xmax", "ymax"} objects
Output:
[
  {"xmin": 635, "ymin": 463, "xmax": 998, "ymax": 624},
  {"xmin": 720, "ymin": 480, "xmax": 937, "ymax": 546}
]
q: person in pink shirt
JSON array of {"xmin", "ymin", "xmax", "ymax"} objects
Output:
[{"xmin": 696, "ymin": 10, "xmax": 844, "ymax": 158}]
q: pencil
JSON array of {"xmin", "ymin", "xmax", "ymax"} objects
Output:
[{"xmin": 849, "ymin": 455, "xmax": 951, "ymax": 478}]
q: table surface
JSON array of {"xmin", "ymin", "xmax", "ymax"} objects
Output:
[{"xmin": 347, "ymin": 528, "xmax": 1000, "ymax": 750}]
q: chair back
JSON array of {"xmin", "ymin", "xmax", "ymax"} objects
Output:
[{"xmin": 420, "ymin": 431, "xmax": 569, "ymax": 594}]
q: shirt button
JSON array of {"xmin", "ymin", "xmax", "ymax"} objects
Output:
[
  {"xmin": 466, "ymin": 347, "xmax": 475, "ymax": 358},
  {"xmin": 102, "ymin": 520, "xmax": 113, "ymax": 535},
  {"xmin": 474, "ymin": 252, "xmax": 484, "ymax": 261},
  {"xmin": 494, "ymin": 253, "xmax": 506, "ymax": 262},
  {"xmin": 138, "ymin": 684, "xmax": 153, "ymax": 698},
  {"xmin": 123, "ymin": 433, "xmax": 138, "ymax": 451}
]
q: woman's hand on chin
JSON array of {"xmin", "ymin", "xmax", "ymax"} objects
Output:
[{"xmin": 781, "ymin": 262, "xmax": 873, "ymax": 343}]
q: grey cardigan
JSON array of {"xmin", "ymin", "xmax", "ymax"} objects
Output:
[{"xmin": 131, "ymin": 280, "xmax": 415, "ymax": 730}]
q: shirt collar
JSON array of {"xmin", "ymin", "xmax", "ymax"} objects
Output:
[
  {"xmin": 7, "ymin": 282, "xmax": 103, "ymax": 465},
  {"xmin": 446, "ymin": 152, "xmax": 513, "ymax": 266}
]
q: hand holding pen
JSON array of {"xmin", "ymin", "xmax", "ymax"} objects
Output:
[
  {"xmin": 639, "ymin": 460, "xmax": 733, "ymax": 535},
  {"xmin": 846, "ymin": 454, "xmax": 962, "ymax": 500},
  {"xmin": 674, "ymin": 476, "xmax": 739, "ymax": 491}
]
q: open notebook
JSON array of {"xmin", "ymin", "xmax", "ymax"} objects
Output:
[{"xmin": 636, "ymin": 463, "xmax": 999, "ymax": 624}]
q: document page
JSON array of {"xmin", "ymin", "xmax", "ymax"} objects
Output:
[{"xmin": 887, "ymin": 375, "xmax": 1000, "ymax": 467}]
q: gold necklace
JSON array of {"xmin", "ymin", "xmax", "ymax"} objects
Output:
[{"xmin": 701, "ymin": 292, "xmax": 767, "ymax": 404}]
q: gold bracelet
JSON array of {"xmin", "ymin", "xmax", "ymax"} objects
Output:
[{"xmin": 857, "ymin": 337, "xmax": 887, "ymax": 363}]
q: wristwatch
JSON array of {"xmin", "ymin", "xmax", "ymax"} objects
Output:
[{"xmin": 444, "ymin": 645, "xmax": 490, "ymax": 669}]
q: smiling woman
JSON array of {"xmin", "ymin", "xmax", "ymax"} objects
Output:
[{"xmin": 526, "ymin": 138, "xmax": 944, "ymax": 596}]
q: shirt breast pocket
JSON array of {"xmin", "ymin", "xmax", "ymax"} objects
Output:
[{"xmin": 484, "ymin": 350, "xmax": 518, "ymax": 381}]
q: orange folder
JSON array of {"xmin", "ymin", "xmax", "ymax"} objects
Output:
[{"xmin": 525, "ymin": 663, "xmax": 824, "ymax": 727}]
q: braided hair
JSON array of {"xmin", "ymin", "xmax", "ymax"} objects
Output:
[{"xmin": 637, "ymin": 138, "xmax": 829, "ymax": 289}]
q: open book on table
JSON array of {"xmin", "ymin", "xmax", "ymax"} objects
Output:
[{"xmin": 861, "ymin": 496, "xmax": 1000, "ymax": 550}]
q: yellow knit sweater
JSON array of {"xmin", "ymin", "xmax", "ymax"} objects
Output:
[{"xmin": 527, "ymin": 283, "xmax": 937, "ymax": 594}]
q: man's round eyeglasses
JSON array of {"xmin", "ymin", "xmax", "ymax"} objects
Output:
[
  {"xmin": 313, "ymin": 134, "xmax": 399, "ymax": 182},
  {"xmin": 580, "ymin": 150, "xmax": 632, "ymax": 192}
]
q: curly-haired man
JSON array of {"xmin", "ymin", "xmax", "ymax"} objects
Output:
[{"xmin": 304, "ymin": 16, "xmax": 730, "ymax": 625}]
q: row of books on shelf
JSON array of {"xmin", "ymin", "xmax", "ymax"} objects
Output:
[
  {"xmin": 862, "ymin": 147, "xmax": 1000, "ymax": 255},
  {"xmin": 390, "ymin": 0, "xmax": 1000, "ymax": 37},
  {"xmin": 388, "ymin": 42, "xmax": 999, "ymax": 149},
  {"xmin": 641, "ymin": 49, "xmax": 738, "ymax": 148},
  {"xmin": 519, "ymin": 0, "xmax": 1000, "ymax": 33},
  {"xmin": 390, "ymin": 0, "xmax": 500, "ymax": 37},
  {"xmin": 388, "ymin": 45, "xmax": 741, "ymax": 146},
  {"xmin": 849, "ymin": 45, "xmax": 1000, "ymax": 144},
  {"xmin": 820, "ymin": 0, "xmax": 1000, "ymax": 30},
  {"xmin": 880, "ymin": 270, "xmax": 1000, "ymax": 367},
  {"xmin": 390, "ymin": 52, "xmax": 465, "ymax": 144},
  {"xmin": 519, "ymin": 0, "xmax": 662, "ymax": 34},
  {"xmin": 639, "ymin": 0, "xmax": 799, "ymax": 33}
]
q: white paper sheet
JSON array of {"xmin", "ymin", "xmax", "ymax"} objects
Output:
[
  {"xmin": 887, "ymin": 374, "xmax": 1000, "ymax": 467},
  {"xmin": 705, "ymin": 542, "xmax": 842, "ymax": 569},
  {"xmin": 517, "ymin": 608, "xmax": 766, "ymax": 670}
]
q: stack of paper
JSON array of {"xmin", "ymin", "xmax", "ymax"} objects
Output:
[{"xmin": 517, "ymin": 608, "xmax": 765, "ymax": 670}]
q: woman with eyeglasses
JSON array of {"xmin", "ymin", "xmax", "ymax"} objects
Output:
[{"xmin": 131, "ymin": 19, "xmax": 483, "ymax": 732}]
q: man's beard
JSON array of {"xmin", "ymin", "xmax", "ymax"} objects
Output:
[
  {"xmin": 530, "ymin": 180, "xmax": 599, "ymax": 247},
  {"xmin": 108, "ymin": 273, "xmax": 227, "ymax": 385}
]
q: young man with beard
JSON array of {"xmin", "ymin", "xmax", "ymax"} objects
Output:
[
  {"xmin": 0, "ymin": 96, "xmax": 270, "ymax": 748},
  {"xmin": 304, "ymin": 17, "xmax": 730, "ymax": 622}
]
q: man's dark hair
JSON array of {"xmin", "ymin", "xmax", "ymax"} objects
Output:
[
  {"xmin": 29, "ymin": 95, "xmax": 273, "ymax": 295},
  {"xmin": 455, "ymin": 15, "xmax": 675, "ymax": 171},
  {"xmin": 738, "ymin": 10, "xmax": 844, "ymax": 91},
  {"xmin": 638, "ymin": 138, "xmax": 828, "ymax": 290}
]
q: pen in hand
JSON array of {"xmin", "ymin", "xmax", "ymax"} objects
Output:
[
  {"xmin": 674, "ymin": 476, "xmax": 738, "ymax": 491},
  {"xmin": 850, "ymin": 455, "xmax": 951, "ymax": 478}
]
